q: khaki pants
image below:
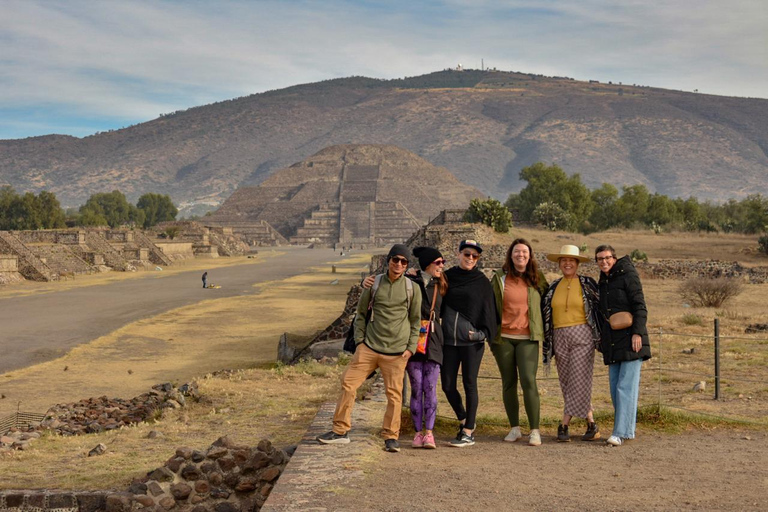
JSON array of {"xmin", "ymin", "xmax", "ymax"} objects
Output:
[{"xmin": 332, "ymin": 344, "xmax": 408, "ymax": 440}]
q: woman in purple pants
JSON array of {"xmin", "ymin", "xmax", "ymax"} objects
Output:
[{"xmin": 407, "ymin": 246, "xmax": 447, "ymax": 449}]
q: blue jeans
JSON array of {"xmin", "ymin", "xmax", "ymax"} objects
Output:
[{"xmin": 608, "ymin": 359, "xmax": 642, "ymax": 439}]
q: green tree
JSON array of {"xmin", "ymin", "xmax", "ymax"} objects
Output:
[
  {"xmin": 741, "ymin": 194, "xmax": 768, "ymax": 234},
  {"xmin": 136, "ymin": 193, "xmax": 178, "ymax": 228},
  {"xmin": 645, "ymin": 193, "xmax": 681, "ymax": 227},
  {"xmin": 614, "ymin": 185, "xmax": 650, "ymax": 228},
  {"xmin": 514, "ymin": 162, "xmax": 593, "ymax": 231},
  {"xmin": 588, "ymin": 183, "xmax": 620, "ymax": 231},
  {"xmin": 464, "ymin": 198, "xmax": 512, "ymax": 233},
  {"xmin": 36, "ymin": 190, "xmax": 66, "ymax": 229},
  {"xmin": 79, "ymin": 190, "xmax": 143, "ymax": 228}
]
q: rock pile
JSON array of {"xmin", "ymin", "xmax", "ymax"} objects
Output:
[
  {"xmin": 0, "ymin": 430, "xmax": 40, "ymax": 452},
  {"xmin": 39, "ymin": 382, "xmax": 199, "ymax": 436},
  {"xmin": 111, "ymin": 436, "xmax": 291, "ymax": 511}
]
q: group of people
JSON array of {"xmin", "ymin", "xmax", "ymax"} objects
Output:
[{"xmin": 317, "ymin": 239, "xmax": 651, "ymax": 452}]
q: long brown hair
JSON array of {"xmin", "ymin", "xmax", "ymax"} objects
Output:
[{"xmin": 502, "ymin": 238, "xmax": 539, "ymax": 288}]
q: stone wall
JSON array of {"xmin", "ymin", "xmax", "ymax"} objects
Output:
[
  {"xmin": 0, "ymin": 254, "xmax": 18, "ymax": 272},
  {"xmin": 154, "ymin": 241, "xmax": 195, "ymax": 260}
]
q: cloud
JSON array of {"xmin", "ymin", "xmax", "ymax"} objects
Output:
[{"xmin": 0, "ymin": 0, "xmax": 766, "ymax": 139}]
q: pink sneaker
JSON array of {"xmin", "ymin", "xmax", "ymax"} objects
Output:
[
  {"xmin": 422, "ymin": 432, "xmax": 437, "ymax": 449},
  {"xmin": 412, "ymin": 432, "xmax": 425, "ymax": 448}
]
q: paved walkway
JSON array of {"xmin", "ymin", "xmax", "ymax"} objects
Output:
[{"xmin": 0, "ymin": 247, "xmax": 345, "ymax": 374}]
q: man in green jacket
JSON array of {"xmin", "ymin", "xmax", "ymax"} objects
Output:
[{"xmin": 317, "ymin": 244, "xmax": 422, "ymax": 453}]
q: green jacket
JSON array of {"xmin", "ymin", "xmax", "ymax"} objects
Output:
[
  {"xmin": 354, "ymin": 272, "xmax": 422, "ymax": 355},
  {"xmin": 491, "ymin": 269, "xmax": 547, "ymax": 344}
]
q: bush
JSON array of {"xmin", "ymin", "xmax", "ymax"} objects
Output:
[
  {"xmin": 532, "ymin": 201, "xmax": 570, "ymax": 231},
  {"xmin": 758, "ymin": 234, "xmax": 768, "ymax": 255},
  {"xmin": 681, "ymin": 313, "xmax": 704, "ymax": 326},
  {"xmin": 630, "ymin": 249, "xmax": 648, "ymax": 262},
  {"xmin": 678, "ymin": 278, "xmax": 744, "ymax": 308},
  {"xmin": 464, "ymin": 198, "xmax": 512, "ymax": 233}
]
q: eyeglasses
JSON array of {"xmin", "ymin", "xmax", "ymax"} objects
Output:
[
  {"xmin": 390, "ymin": 257, "xmax": 409, "ymax": 265},
  {"xmin": 596, "ymin": 256, "xmax": 614, "ymax": 262},
  {"xmin": 432, "ymin": 259, "xmax": 446, "ymax": 266},
  {"xmin": 461, "ymin": 252, "xmax": 480, "ymax": 260}
]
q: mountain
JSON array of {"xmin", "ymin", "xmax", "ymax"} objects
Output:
[{"xmin": 1, "ymin": 70, "xmax": 767, "ymax": 212}]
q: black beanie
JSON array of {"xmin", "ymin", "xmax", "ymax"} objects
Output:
[
  {"xmin": 387, "ymin": 244, "xmax": 411, "ymax": 262},
  {"xmin": 413, "ymin": 246, "xmax": 443, "ymax": 270}
]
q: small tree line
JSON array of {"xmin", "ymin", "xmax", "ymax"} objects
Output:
[{"xmin": 0, "ymin": 187, "xmax": 177, "ymax": 230}]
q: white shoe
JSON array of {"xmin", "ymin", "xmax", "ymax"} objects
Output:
[
  {"xmin": 504, "ymin": 426, "xmax": 522, "ymax": 442},
  {"xmin": 528, "ymin": 429, "xmax": 541, "ymax": 446},
  {"xmin": 606, "ymin": 435, "xmax": 622, "ymax": 446}
]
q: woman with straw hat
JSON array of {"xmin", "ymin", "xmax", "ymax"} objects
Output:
[{"xmin": 542, "ymin": 245, "xmax": 602, "ymax": 443}]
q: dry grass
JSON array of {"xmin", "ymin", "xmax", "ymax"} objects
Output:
[{"xmin": 0, "ymin": 361, "xmax": 344, "ymax": 490}]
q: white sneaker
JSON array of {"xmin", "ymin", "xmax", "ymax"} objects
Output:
[
  {"xmin": 528, "ymin": 429, "xmax": 542, "ymax": 446},
  {"xmin": 504, "ymin": 426, "xmax": 522, "ymax": 442},
  {"xmin": 606, "ymin": 435, "xmax": 622, "ymax": 446}
]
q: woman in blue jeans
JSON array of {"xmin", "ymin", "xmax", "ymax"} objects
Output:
[{"xmin": 595, "ymin": 245, "xmax": 652, "ymax": 446}]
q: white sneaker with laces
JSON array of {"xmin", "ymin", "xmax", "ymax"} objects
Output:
[
  {"xmin": 606, "ymin": 435, "xmax": 622, "ymax": 446},
  {"xmin": 528, "ymin": 429, "xmax": 542, "ymax": 446},
  {"xmin": 504, "ymin": 426, "xmax": 522, "ymax": 442}
]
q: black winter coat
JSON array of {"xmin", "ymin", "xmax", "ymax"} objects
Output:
[
  {"xmin": 409, "ymin": 271, "xmax": 444, "ymax": 365},
  {"xmin": 598, "ymin": 255, "xmax": 652, "ymax": 364}
]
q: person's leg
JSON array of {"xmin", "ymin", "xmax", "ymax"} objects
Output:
[
  {"xmin": 514, "ymin": 338, "xmax": 541, "ymax": 430},
  {"xmin": 562, "ymin": 325, "xmax": 595, "ymax": 420},
  {"xmin": 553, "ymin": 328, "xmax": 572, "ymax": 426},
  {"xmin": 379, "ymin": 352, "xmax": 409, "ymax": 440},
  {"xmin": 406, "ymin": 360, "xmax": 425, "ymax": 431},
  {"xmin": 491, "ymin": 340, "xmax": 520, "ymax": 428},
  {"xmin": 461, "ymin": 343, "xmax": 486, "ymax": 431},
  {"xmin": 422, "ymin": 361, "xmax": 441, "ymax": 432},
  {"xmin": 332, "ymin": 345, "xmax": 379, "ymax": 434},
  {"xmin": 612, "ymin": 359, "xmax": 642, "ymax": 439},
  {"xmin": 441, "ymin": 345, "xmax": 466, "ymax": 424}
]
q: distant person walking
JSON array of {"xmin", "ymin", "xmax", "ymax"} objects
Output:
[
  {"xmin": 202, "ymin": 271, "xmax": 208, "ymax": 288},
  {"xmin": 441, "ymin": 240, "xmax": 497, "ymax": 447},
  {"xmin": 595, "ymin": 244, "xmax": 652, "ymax": 447},
  {"xmin": 491, "ymin": 239, "xmax": 548, "ymax": 446},
  {"xmin": 317, "ymin": 244, "xmax": 422, "ymax": 453},
  {"xmin": 542, "ymin": 245, "xmax": 602, "ymax": 443}
]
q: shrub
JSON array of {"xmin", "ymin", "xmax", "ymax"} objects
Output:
[
  {"xmin": 758, "ymin": 234, "xmax": 768, "ymax": 255},
  {"xmin": 681, "ymin": 313, "xmax": 704, "ymax": 326},
  {"xmin": 464, "ymin": 198, "xmax": 512, "ymax": 233},
  {"xmin": 532, "ymin": 201, "xmax": 570, "ymax": 231},
  {"xmin": 630, "ymin": 249, "xmax": 648, "ymax": 262},
  {"xmin": 678, "ymin": 278, "xmax": 744, "ymax": 308}
]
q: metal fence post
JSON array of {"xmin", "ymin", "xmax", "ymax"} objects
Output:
[{"xmin": 714, "ymin": 318, "xmax": 720, "ymax": 400}]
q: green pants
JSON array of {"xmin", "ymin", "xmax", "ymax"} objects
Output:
[{"xmin": 491, "ymin": 338, "xmax": 540, "ymax": 429}]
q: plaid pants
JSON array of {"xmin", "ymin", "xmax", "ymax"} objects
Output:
[{"xmin": 554, "ymin": 323, "xmax": 596, "ymax": 419}]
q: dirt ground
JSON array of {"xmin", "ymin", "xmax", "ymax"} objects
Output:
[{"xmin": 328, "ymin": 429, "xmax": 767, "ymax": 511}]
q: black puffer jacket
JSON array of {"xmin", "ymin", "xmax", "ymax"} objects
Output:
[
  {"xmin": 409, "ymin": 271, "xmax": 444, "ymax": 365},
  {"xmin": 598, "ymin": 255, "xmax": 652, "ymax": 364}
]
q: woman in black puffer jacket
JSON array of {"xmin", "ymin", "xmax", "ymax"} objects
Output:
[{"xmin": 595, "ymin": 244, "xmax": 651, "ymax": 447}]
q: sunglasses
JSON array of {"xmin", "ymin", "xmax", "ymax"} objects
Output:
[
  {"xmin": 390, "ymin": 257, "xmax": 409, "ymax": 265},
  {"xmin": 461, "ymin": 252, "xmax": 480, "ymax": 260},
  {"xmin": 432, "ymin": 259, "xmax": 446, "ymax": 266}
]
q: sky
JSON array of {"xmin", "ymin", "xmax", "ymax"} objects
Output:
[{"xmin": 1, "ymin": 0, "xmax": 766, "ymax": 140}]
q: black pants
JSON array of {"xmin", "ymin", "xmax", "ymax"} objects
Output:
[{"xmin": 441, "ymin": 343, "xmax": 485, "ymax": 430}]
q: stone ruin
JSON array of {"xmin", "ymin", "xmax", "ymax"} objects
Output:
[
  {"xmin": 153, "ymin": 221, "xmax": 251, "ymax": 257},
  {"xmin": 0, "ymin": 436, "xmax": 291, "ymax": 512},
  {"xmin": 205, "ymin": 144, "xmax": 483, "ymax": 248},
  {"xmin": 0, "ymin": 223, "xmax": 250, "ymax": 283}
]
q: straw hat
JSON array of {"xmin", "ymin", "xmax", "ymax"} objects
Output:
[{"xmin": 546, "ymin": 244, "xmax": 590, "ymax": 263}]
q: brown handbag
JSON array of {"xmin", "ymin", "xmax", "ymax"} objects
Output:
[{"xmin": 609, "ymin": 311, "xmax": 633, "ymax": 330}]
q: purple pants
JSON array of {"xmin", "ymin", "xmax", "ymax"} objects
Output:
[{"xmin": 407, "ymin": 360, "xmax": 441, "ymax": 431}]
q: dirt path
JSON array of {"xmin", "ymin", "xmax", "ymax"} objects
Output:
[
  {"xmin": 0, "ymin": 247, "xmax": 347, "ymax": 374},
  {"xmin": 328, "ymin": 429, "xmax": 767, "ymax": 511}
]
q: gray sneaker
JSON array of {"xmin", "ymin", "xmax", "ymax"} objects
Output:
[
  {"xmin": 384, "ymin": 439, "xmax": 401, "ymax": 452},
  {"xmin": 450, "ymin": 431, "xmax": 475, "ymax": 447},
  {"xmin": 316, "ymin": 430, "xmax": 350, "ymax": 444}
]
